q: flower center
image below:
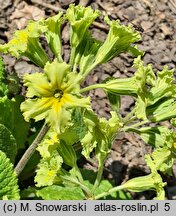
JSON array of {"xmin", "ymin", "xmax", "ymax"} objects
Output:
[{"xmin": 54, "ymin": 89, "xmax": 63, "ymax": 99}]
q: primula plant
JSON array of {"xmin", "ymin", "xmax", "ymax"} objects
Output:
[{"xmin": 0, "ymin": 4, "xmax": 175, "ymax": 200}]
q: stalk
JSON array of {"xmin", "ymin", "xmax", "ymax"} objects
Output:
[
  {"xmin": 80, "ymin": 83, "xmax": 106, "ymax": 93},
  {"xmin": 61, "ymin": 175, "xmax": 92, "ymax": 198},
  {"xmin": 123, "ymin": 120, "xmax": 149, "ymax": 132},
  {"xmin": 15, "ymin": 124, "xmax": 49, "ymax": 176},
  {"xmin": 93, "ymin": 155, "xmax": 106, "ymax": 191},
  {"xmin": 94, "ymin": 185, "xmax": 124, "ymax": 200}
]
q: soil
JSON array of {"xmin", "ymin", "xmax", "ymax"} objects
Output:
[{"xmin": 0, "ymin": 0, "xmax": 176, "ymax": 199}]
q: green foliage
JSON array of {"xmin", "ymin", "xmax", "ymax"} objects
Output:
[
  {"xmin": 0, "ymin": 57, "xmax": 8, "ymax": 96},
  {"xmin": 0, "ymin": 150, "xmax": 20, "ymax": 199},
  {"xmin": 36, "ymin": 185, "xmax": 85, "ymax": 200},
  {"xmin": 0, "ymin": 124, "xmax": 17, "ymax": 163},
  {"xmin": 0, "ymin": 96, "xmax": 29, "ymax": 149}
]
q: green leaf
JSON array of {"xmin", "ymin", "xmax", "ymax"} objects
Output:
[
  {"xmin": 0, "ymin": 96, "xmax": 29, "ymax": 149},
  {"xmin": 94, "ymin": 180, "xmax": 117, "ymax": 199},
  {"xmin": 60, "ymin": 108, "xmax": 87, "ymax": 145},
  {"xmin": 36, "ymin": 185, "xmax": 85, "ymax": 200},
  {"xmin": 20, "ymin": 186, "xmax": 37, "ymax": 199},
  {"xmin": 0, "ymin": 57, "xmax": 8, "ymax": 96},
  {"xmin": 0, "ymin": 150, "xmax": 20, "ymax": 200},
  {"xmin": 80, "ymin": 169, "xmax": 97, "ymax": 184},
  {"xmin": 0, "ymin": 124, "xmax": 17, "ymax": 163},
  {"xmin": 81, "ymin": 109, "xmax": 119, "ymax": 159},
  {"xmin": 58, "ymin": 140, "xmax": 77, "ymax": 167},
  {"xmin": 7, "ymin": 73, "xmax": 20, "ymax": 95},
  {"xmin": 106, "ymin": 90, "xmax": 121, "ymax": 113}
]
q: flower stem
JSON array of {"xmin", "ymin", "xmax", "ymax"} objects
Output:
[
  {"xmin": 15, "ymin": 124, "xmax": 49, "ymax": 176},
  {"xmin": 93, "ymin": 155, "xmax": 106, "ymax": 191},
  {"xmin": 94, "ymin": 185, "xmax": 124, "ymax": 200},
  {"xmin": 61, "ymin": 175, "xmax": 92, "ymax": 198},
  {"xmin": 80, "ymin": 83, "xmax": 105, "ymax": 93},
  {"xmin": 123, "ymin": 120, "xmax": 149, "ymax": 132}
]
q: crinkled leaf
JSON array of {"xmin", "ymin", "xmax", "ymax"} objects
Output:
[
  {"xmin": 0, "ymin": 124, "xmax": 17, "ymax": 163},
  {"xmin": 0, "ymin": 96, "xmax": 29, "ymax": 149},
  {"xmin": 0, "ymin": 57, "xmax": 8, "ymax": 96},
  {"xmin": 36, "ymin": 185, "xmax": 85, "ymax": 200},
  {"xmin": 60, "ymin": 108, "xmax": 87, "ymax": 145},
  {"xmin": 0, "ymin": 150, "xmax": 20, "ymax": 200},
  {"xmin": 81, "ymin": 109, "xmax": 119, "ymax": 159}
]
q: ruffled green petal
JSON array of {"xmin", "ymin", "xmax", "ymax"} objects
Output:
[
  {"xmin": 21, "ymin": 97, "xmax": 53, "ymax": 122},
  {"xmin": 37, "ymin": 130, "xmax": 59, "ymax": 158},
  {"xmin": 47, "ymin": 98, "xmax": 72, "ymax": 134},
  {"xmin": 35, "ymin": 153, "xmax": 63, "ymax": 187},
  {"xmin": 24, "ymin": 73, "xmax": 52, "ymax": 98},
  {"xmin": 65, "ymin": 94, "xmax": 90, "ymax": 108},
  {"xmin": 44, "ymin": 60, "xmax": 70, "ymax": 90}
]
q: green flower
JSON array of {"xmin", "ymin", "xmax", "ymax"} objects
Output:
[
  {"xmin": 44, "ymin": 12, "xmax": 63, "ymax": 61},
  {"xmin": 121, "ymin": 155, "xmax": 166, "ymax": 200},
  {"xmin": 0, "ymin": 20, "xmax": 49, "ymax": 68},
  {"xmin": 66, "ymin": 4, "xmax": 100, "ymax": 48},
  {"xmin": 93, "ymin": 16, "xmax": 142, "ymax": 65},
  {"xmin": 21, "ymin": 60, "xmax": 90, "ymax": 133}
]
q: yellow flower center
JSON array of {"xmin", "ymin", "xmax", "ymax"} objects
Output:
[{"xmin": 54, "ymin": 89, "xmax": 63, "ymax": 100}]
